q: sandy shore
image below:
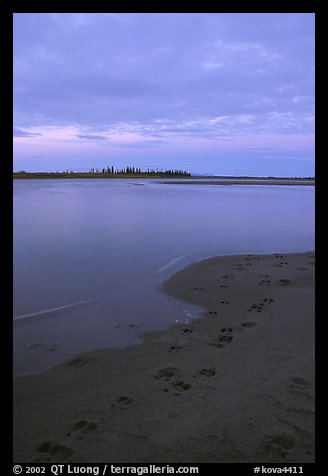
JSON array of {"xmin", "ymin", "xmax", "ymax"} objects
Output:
[
  {"xmin": 160, "ymin": 179, "xmax": 315, "ymax": 186},
  {"xmin": 13, "ymin": 252, "xmax": 315, "ymax": 463}
]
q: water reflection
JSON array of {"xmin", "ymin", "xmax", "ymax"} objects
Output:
[{"xmin": 13, "ymin": 179, "xmax": 314, "ymax": 375}]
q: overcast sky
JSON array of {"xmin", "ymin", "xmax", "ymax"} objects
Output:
[{"xmin": 13, "ymin": 13, "xmax": 315, "ymax": 176}]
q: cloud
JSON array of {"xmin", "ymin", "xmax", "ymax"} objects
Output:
[
  {"xmin": 13, "ymin": 13, "xmax": 315, "ymax": 175},
  {"xmin": 76, "ymin": 134, "xmax": 107, "ymax": 141},
  {"xmin": 13, "ymin": 127, "xmax": 42, "ymax": 137}
]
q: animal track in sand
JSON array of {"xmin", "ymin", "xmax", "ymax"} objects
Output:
[
  {"xmin": 65, "ymin": 355, "xmax": 94, "ymax": 368},
  {"xmin": 259, "ymin": 279, "xmax": 271, "ymax": 285},
  {"xmin": 240, "ymin": 322, "xmax": 257, "ymax": 328},
  {"xmin": 198, "ymin": 367, "xmax": 216, "ymax": 377},
  {"xmin": 248, "ymin": 303, "xmax": 264, "ymax": 312},
  {"xmin": 155, "ymin": 367, "xmax": 181, "ymax": 381},
  {"xmin": 155, "ymin": 367, "xmax": 191, "ymax": 395},
  {"xmin": 248, "ymin": 298, "xmax": 274, "ymax": 312},
  {"xmin": 192, "ymin": 286, "xmax": 205, "ymax": 291},
  {"xmin": 210, "ymin": 334, "xmax": 234, "ymax": 348},
  {"xmin": 208, "ymin": 311, "xmax": 218, "ymax": 315},
  {"xmin": 168, "ymin": 345, "xmax": 183, "ymax": 353},
  {"xmin": 66, "ymin": 420, "xmax": 97, "ymax": 438},
  {"xmin": 171, "ymin": 381, "xmax": 192, "ymax": 393},
  {"xmin": 110, "ymin": 395, "xmax": 134, "ymax": 409},
  {"xmin": 262, "ymin": 297, "xmax": 274, "ymax": 303},
  {"xmin": 278, "ymin": 279, "xmax": 291, "ymax": 285},
  {"xmin": 33, "ymin": 441, "xmax": 74, "ymax": 462},
  {"xmin": 220, "ymin": 300, "xmax": 229, "ymax": 305}
]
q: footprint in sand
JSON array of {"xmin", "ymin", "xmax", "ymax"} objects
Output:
[
  {"xmin": 110, "ymin": 395, "xmax": 134, "ymax": 409},
  {"xmin": 278, "ymin": 279, "xmax": 291, "ymax": 286},
  {"xmin": 262, "ymin": 297, "xmax": 274, "ymax": 303},
  {"xmin": 211, "ymin": 333, "xmax": 234, "ymax": 348},
  {"xmin": 66, "ymin": 355, "xmax": 94, "ymax": 368},
  {"xmin": 240, "ymin": 322, "xmax": 257, "ymax": 328},
  {"xmin": 168, "ymin": 344, "xmax": 183, "ymax": 353},
  {"xmin": 198, "ymin": 367, "xmax": 216, "ymax": 377},
  {"xmin": 220, "ymin": 300, "xmax": 229, "ymax": 305},
  {"xmin": 248, "ymin": 298, "xmax": 273, "ymax": 312},
  {"xmin": 171, "ymin": 381, "xmax": 192, "ymax": 394},
  {"xmin": 32, "ymin": 441, "xmax": 74, "ymax": 462},
  {"xmin": 248, "ymin": 303, "xmax": 264, "ymax": 312},
  {"xmin": 65, "ymin": 420, "xmax": 97, "ymax": 439},
  {"xmin": 155, "ymin": 367, "xmax": 181, "ymax": 381},
  {"xmin": 155, "ymin": 367, "xmax": 191, "ymax": 395}
]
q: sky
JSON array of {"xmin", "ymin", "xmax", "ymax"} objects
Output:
[{"xmin": 13, "ymin": 13, "xmax": 315, "ymax": 176}]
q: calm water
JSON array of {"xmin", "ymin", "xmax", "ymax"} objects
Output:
[{"xmin": 13, "ymin": 179, "xmax": 315, "ymax": 375}]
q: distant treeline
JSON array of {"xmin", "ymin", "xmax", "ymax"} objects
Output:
[
  {"xmin": 13, "ymin": 166, "xmax": 191, "ymax": 179},
  {"xmin": 89, "ymin": 166, "xmax": 191, "ymax": 176}
]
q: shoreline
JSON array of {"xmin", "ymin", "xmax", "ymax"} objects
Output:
[
  {"xmin": 13, "ymin": 175, "xmax": 314, "ymax": 186},
  {"xmin": 14, "ymin": 252, "xmax": 315, "ymax": 463},
  {"xmin": 159, "ymin": 179, "xmax": 314, "ymax": 186}
]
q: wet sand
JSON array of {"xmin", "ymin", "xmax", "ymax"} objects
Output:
[{"xmin": 13, "ymin": 252, "xmax": 315, "ymax": 463}]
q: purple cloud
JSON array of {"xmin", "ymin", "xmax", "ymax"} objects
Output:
[{"xmin": 13, "ymin": 13, "xmax": 314, "ymax": 176}]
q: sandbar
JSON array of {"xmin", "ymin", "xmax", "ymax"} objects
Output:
[{"xmin": 13, "ymin": 252, "xmax": 315, "ymax": 463}]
